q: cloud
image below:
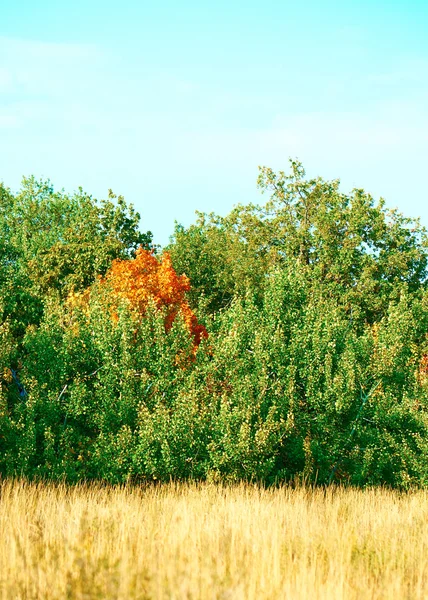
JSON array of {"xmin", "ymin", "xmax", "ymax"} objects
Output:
[
  {"xmin": 0, "ymin": 36, "xmax": 106, "ymax": 132},
  {"xmin": 172, "ymin": 106, "xmax": 427, "ymax": 173},
  {"xmin": 0, "ymin": 36, "xmax": 99, "ymax": 63},
  {"xmin": 0, "ymin": 67, "xmax": 13, "ymax": 92},
  {"xmin": 367, "ymin": 59, "xmax": 428, "ymax": 86},
  {"xmin": 0, "ymin": 114, "xmax": 20, "ymax": 128},
  {"xmin": 0, "ymin": 36, "xmax": 103, "ymax": 98}
]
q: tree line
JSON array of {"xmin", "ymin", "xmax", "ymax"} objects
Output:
[{"xmin": 1, "ymin": 162, "xmax": 427, "ymax": 486}]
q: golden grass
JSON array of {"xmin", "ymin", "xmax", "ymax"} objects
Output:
[{"xmin": 0, "ymin": 480, "xmax": 427, "ymax": 599}]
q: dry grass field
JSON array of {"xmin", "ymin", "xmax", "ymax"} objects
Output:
[{"xmin": 0, "ymin": 480, "xmax": 427, "ymax": 599}]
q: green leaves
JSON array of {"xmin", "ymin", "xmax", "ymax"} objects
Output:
[
  {"xmin": 1, "ymin": 162, "xmax": 427, "ymax": 487},
  {"xmin": 0, "ymin": 177, "xmax": 153, "ymax": 331}
]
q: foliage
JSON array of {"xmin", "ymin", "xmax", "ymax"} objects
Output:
[
  {"xmin": 167, "ymin": 208, "xmax": 274, "ymax": 314},
  {"xmin": 0, "ymin": 163, "xmax": 427, "ymax": 487},
  {"xmin": 0, "ymin": 178, "xmax": 152, "ymax": 340},
  {"xmin": 101, "ymin": 247, "xmax": 207, "ymax": 345},
  {"xmin": 168, "ymin": 161, "xmax": 428, "ymax": 325}
]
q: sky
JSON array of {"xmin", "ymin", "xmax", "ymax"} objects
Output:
[{"xmin": 1, "ymin": 0, "xmax": 428, "ymax": 246}]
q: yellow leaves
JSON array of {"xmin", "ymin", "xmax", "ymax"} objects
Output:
[
  {"xmin": 66, "ymin": 289, "xmax": 91, "ymax": 314},
  {"xmin": 2, "ymin": 368, "xmax": 13, "ymax": 384}
]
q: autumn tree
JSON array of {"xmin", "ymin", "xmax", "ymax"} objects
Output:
[{"xmin": 101, "ymin": 248, "xmax": 207, "ymax": 345}]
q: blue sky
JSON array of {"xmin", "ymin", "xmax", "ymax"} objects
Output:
[{"xmin": 1, "ymin": 0, "xmax": 428, "ymax": 246}]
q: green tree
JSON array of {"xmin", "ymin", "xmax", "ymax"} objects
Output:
[
  {"xmin": 1, "ymin": 164, "xmax": 428, "ymax": 488},
  {"xmin": 257, "ymin": 160, "xmax": 428, "ymax": 323},
  {"xmin": 167, "ymin": 207, "xmax": 276, "ymax": 314},
  {"xmin": 168, "ymin": 160, "xmax": 428, "ymax": 324},
  {"xmin": 0, "ymin": 177, "xmax": 152, "ymax": 339}
]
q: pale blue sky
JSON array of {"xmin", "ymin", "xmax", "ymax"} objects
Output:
[{"xmin": 1, "ymin": 1, "xmax": 427, "ymax": 245}]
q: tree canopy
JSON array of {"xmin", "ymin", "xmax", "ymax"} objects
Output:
[
  {"xmin": 168, "ymin": 161, "xmax": 428, "ymax": 325},
  {"xmin": 1, "ymin": 163, "xmax": 427, "ymax": 488},
  {"xmin": 0, "ymin": 177, "xmax": 152, "ymax": 339}
]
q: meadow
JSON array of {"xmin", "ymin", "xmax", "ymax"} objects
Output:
[{"xmin": 1, "ymin": 480, "xmax": 427, "ymax": 599}]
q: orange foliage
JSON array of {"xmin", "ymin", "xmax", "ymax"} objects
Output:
[
  {"xmin": 419, "ymin": 354, "xmax": 428, "ymax": 384},
  {"xmin": 103, "ymin": 248, "xmax": 207, "ymax": 345}
]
